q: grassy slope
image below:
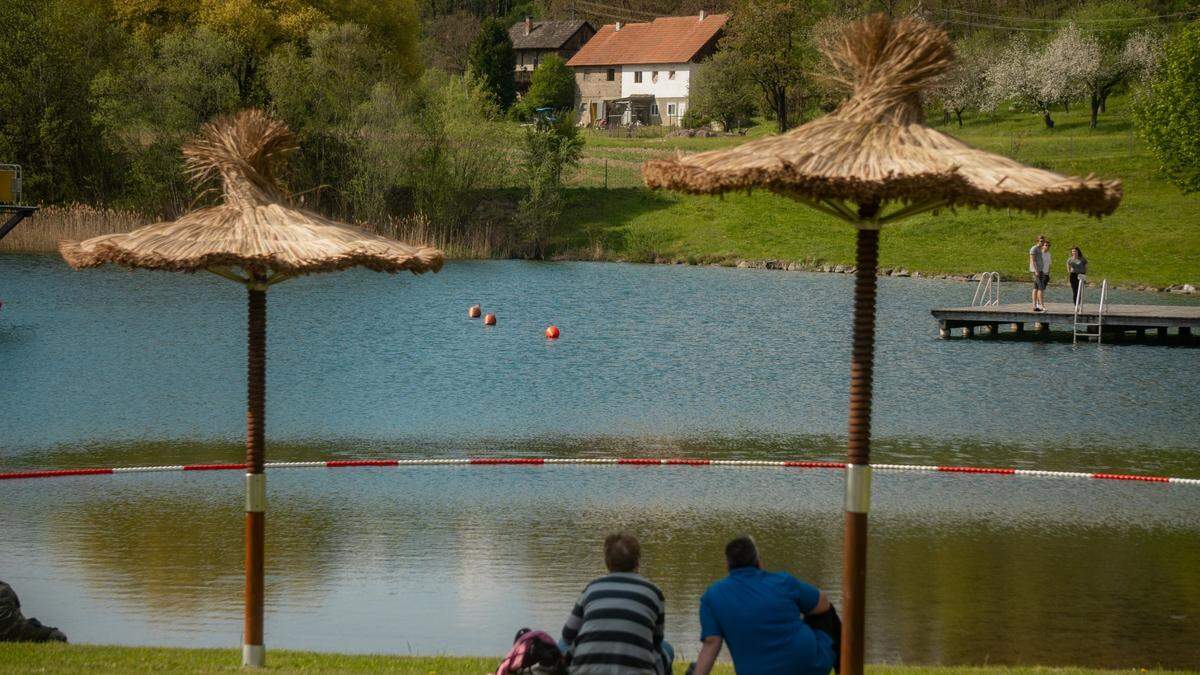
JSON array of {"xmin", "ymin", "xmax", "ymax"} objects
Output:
[
  {"xmin": 559, "ymin": 98, "xmax": 1199, "ymax": 289},
  {"xmin": 2, "ymin": 644, "xmax": 1193, "ymax": 674}
]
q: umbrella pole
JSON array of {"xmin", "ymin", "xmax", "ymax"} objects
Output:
[
  {"xmin": 841, "ymin": 221, "xmax": 879, "ymax": 675},
  {"xmin": 244, "ymin": 285, "xmax": 267, "ymax": 667}
]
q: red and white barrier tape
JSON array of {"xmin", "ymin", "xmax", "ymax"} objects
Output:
[{"xmin": 0, "ymin": 457, "xmax": 1197, "ymax": 485}]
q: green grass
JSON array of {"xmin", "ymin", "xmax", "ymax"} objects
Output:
[
  {"xmin": 2, "ymin": 644, "xmax": 1193, "ymax": 674},
  {"xmin": 558, "ymin": 99, "xmax": 1200, "ymax": 289}
]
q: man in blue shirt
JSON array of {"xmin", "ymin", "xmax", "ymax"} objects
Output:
[{"xmin": 691, "ymin": 536, "xmax": 835, "ymax": 675}]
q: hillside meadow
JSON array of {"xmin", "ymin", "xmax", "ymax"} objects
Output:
[
  {"xmin": 561, "ymin": 96, "xmax": 1199, "ymax": 289},
  {"xmin": 4, "ymin": 96, "xmax": 1197, "ymax": 290}
]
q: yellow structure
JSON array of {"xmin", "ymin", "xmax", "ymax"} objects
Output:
[{"xmin": 0, "ymin": 165, "xmax": 20, "ymax": 204}]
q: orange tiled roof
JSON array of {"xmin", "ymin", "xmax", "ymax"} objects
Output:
[{"xmin": 566, "ymin": 14, "xmax": 729, "ymax": 67}]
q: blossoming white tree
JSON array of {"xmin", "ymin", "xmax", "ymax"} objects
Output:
[
  {"xmin": 1082, "ymin": 29, "xmax": 1161, "ymax": 128},
  {"xmin": 985, "ymin": 29, "xmax": 1093, "ymax": 129},
  {"xmin": 1068, "ymin": 0, "xmax": 1164, "ymax": 128},
  {"xmin": 931, "ymin": 36, "xmax": 989, "ymax": 127}
]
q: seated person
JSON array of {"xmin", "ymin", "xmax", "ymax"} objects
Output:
[
  {"xmin": 0, "ymin": 580, "xmax": 67, "ymax": 643},
  {"xmin": 560, "ymin": 533, "xmax": 673, "ymax": 674},
  {"xmin": 691, "ymin": 536, "xmax": 834, "ymax": 675}
]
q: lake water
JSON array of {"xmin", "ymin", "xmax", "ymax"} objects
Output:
[{"xmin": 2, "ymin": 256, "xmax": 1198, "ymax": 667}]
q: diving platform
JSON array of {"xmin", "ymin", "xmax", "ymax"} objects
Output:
[
  {"xmin": 0, "ymin": 205, "xmax": 38, "ymax": 242},
  {"xmin": 1, "ymin": 164, "xmax": 36, "ymax": 241},
  {"xmin": 931, "ymin": 302, "xmax": 1200, "ymax": 342}
]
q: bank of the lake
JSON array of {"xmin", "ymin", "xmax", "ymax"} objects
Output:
[
  {"xmin": 1, "ymin": 645, "xmax": 1192, "ymax": 675},
  {"xmin": 561, "ymin": 99, "xmax": 1200, "ymax": 290},
  {"xmin": 3, "ymin": 98, "xmax": 1198, "ymax": 290}
]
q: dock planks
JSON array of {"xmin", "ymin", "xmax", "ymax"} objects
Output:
[{"xmin": 930, "ymin": 302, "xmax": 1200, "ymax": 341}]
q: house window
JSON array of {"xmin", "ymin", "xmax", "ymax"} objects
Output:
[
  {"xmin": 606, "ymin": 68, "xmax": 615, "ymax": 81},
  {"xmin": 668, "ymin": 70, "xmax": 676, "ymax": 79},
  {"xmin": 634, "ymin": 71, "xmax": 643, "ymax": 83},
  {"xmin": 651, "ymin": 103, "xmax": 660, "ymax": 116},
  {"xmin": 667, "ymin": 103, "xmax": 677, "ymax": 117},
  {"xmin": 652, "ymin": 71, "xmax": 659, "ymax": 82}
]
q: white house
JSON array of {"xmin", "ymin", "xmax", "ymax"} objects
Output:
[{"xmin": 567, "ymin": 12, "xmax": 729, "ymax": 127}]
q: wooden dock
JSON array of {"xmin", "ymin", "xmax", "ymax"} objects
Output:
[{"xmin": 931, "ymin": 302, "xmax": 1200, "ymax": 341}]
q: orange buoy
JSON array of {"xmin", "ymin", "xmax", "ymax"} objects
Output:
[
  {"xmin": 468, "ymin": 304, "xmax": 482, "ymax": 318},
  {"xmin": 483, "ymin": 313, "xmax": 496, "ymax": 326},
  {"xmin": 545, "ymin": 325, "xmax": 560, "ymax": 339}
]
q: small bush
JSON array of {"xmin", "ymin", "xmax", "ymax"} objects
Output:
[{"xmin": 516, "ymin": 116, "xmax": 583, "ymax": 257}]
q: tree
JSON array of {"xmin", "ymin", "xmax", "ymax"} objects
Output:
[
  {"xmin": 1068, "ymin": 0, "xmax": 1160, "ymax": 127},
  {"xmin": 423, "ymin": 10, "xmax": 481, "ymax": 74},
  {"xmin": 468, "ymin": 18, "xmax": 517, "ymax": 110},
  {"xmin": 985, "ymin": 32, "xmax": 1090, "ymax": 129},
  {"xmin": 0, "ymin": 0, "xmax": 125, "ymax": 203},
  {"xmin": 1039, "ymin": 23, "xmax": 1097, "ymax": 119},
  {"xmin": 931, "ymin": 35, "xmax": 989, "ymax": 127},
  {"xmin": 1134, "ymin": 20, "xmax": 1200, "ymax": 193},
  {"xmin": 524, "ymin": 55, "xmax": 575, "ymax": 112},
  {"xmin": 94, "ymin": 27, "xmax": 244, "ymax": 136},
  {"xmin": 722, "ymin": 0, "xmax": 825, "ymax": 133},
  {"xmin": 265, "ymin": 23, "xmax": 386, "ymax": 131},
  {"xmin": 690, "ymin": 50, "xmax": 758, "ymax": 131},
  {"xmin": 348, "ymin": 70, "xmax": 512, "ymax": 226},
  {"xmin": 110, "ymin": 0, "xmax": 421, "ymax": 91}
]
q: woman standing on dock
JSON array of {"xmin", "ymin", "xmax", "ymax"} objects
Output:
[{"xmin": 1068, "ymin": 247, "xmax": 1088, "ymax": 305}]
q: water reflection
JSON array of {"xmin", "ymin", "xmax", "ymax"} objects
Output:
[
  {"xmin": 8, "ymin": 435, "xmax": 1200, "ymax": 479},
  {"xmin": 3, "ymin": 467, "xmax": 1197, "ymax": 666}
]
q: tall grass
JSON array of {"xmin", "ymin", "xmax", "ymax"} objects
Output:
[
  {"xmin": 0, "ymin": 205, "xmax": 510, "ymax": 259},
  {"xmin": 0, "ymin": 205, "xmax": 149, "ymax": 253},
  {"xmin": 368, "ymin": 212, "xmax": 511, "ymax": 259}
]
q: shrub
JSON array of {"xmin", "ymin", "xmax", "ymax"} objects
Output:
[
  {"xmin": 523, "ymin": 54, "xmax": 575, "ymax": 112},
  {"xmin": 1134, "ymin": 20, "xmax": 1200, "ymax": 193},
  {"xmin": 689, "ymin": 50, "xmax": 757, "ymax": 131},
  {"xmin": 516, "ymin": 116, "xmax": 583, "ymax": 257}
]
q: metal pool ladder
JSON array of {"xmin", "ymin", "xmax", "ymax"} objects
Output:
[
  {"xmin": 971, "ymin": 272, "xmax": 1000, "ymax": 306},
  {"xmin": 1073, "ymin": 277, "xmax": 1108, "ymax": 345}
]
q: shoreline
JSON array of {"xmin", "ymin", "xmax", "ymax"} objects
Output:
[
  {"xmin": 1, "ymin": 644, "xmax": 1192, "ymax": 674},
  {"xmin": 3, "ymin": 248, "xmax": 1196, "ymax": 296},
  {"xmin": 575, "ymin": 253, "xmax": 1197, "ymax": 295}
]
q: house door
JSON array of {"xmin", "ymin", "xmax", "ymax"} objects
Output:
[{"xmin": 589, "ymin": 102, "xmax": 598, "ymax": 124}]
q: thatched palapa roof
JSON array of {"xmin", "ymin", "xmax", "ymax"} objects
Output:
[
  {"xmin": 61, "ymin": 110, "xmax": 444, "ymax": 276},
  {"xmin": 643, "ymin": 15, "xmax": 1122, "ymax": 219}
]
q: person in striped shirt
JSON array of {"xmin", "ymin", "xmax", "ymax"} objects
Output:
[{"xmin": 560, "ymin": 533, "xmax": 673, "ymax": 675}]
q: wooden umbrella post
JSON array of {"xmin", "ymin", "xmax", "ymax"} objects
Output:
[
  {"xmin": 54, "ymin": 110, "xmax": 444, "ymax": 670},
  {"xmin": 244, "ymin": 283, "xmax": 267, "ymax": 668},
  {"xmin": 841, "ymin": 214, "xmax": 879, "ymax": 675}
]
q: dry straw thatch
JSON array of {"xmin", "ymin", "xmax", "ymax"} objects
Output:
[
  {"xmin": 60, "ymin": 110, "xmax": 444, "ymax": 276},
  {"xmin": 643, "ymin": 14, "xmax": 1122, "ymax": 220}
]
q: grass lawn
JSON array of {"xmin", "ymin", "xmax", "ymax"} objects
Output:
[
  {"xmin": 559, "ymin": 97, "xmax": 1200, "ymax": 289},
  {"xmin": 1, "ymin": 644, "xmax": 1193, "ymax": 674}
]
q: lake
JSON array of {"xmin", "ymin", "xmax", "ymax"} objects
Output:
[{"xmin": 2, "ymin": 256, "xmax": 1198, "ymax": 667}]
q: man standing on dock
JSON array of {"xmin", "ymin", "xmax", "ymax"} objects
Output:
[{"xmin": 1030, "ymin": 236, "xmax": 1051, "ymax": 311}]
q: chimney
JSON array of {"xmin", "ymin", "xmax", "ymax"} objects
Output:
[
  {"xmin": 524, "ymin": 16, "xmax": 531, "ymax": 35},
  {"xmin": 699, "ymin": 9, "xmax": 706, "ymax": 20},
  {"xmin": 615, "ymin": 21, "xmax": 622, "ymax": 31}
]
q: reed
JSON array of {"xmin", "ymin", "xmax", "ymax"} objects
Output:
[
  {"xmin": 368, "ymin": 212, "xmax": 511, "ymax": 260},
  {"xmin": 1, "ymin": 206, "xmax": 506, "ymax": 260},
  {"xmin": 0, "ymin": 205, "xmax": 150, "ymax": 253}
]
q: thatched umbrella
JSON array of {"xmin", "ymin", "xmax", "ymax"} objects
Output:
[
  {"xmin": 643, "ymin": 14, "xmax": 1120, "ymax": 675},
  {"xmin": 60, "ymin": 109, "xmax": 443, "ymax": 667}
]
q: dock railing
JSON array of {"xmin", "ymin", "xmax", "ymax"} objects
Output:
[
  {"xmin": 1073, "ymin": 278, "xmax": 1108, "ymax": 345},
  {"xmin": 971, "ymin": 272, "xmax": 1001, "ymax": 306}
]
